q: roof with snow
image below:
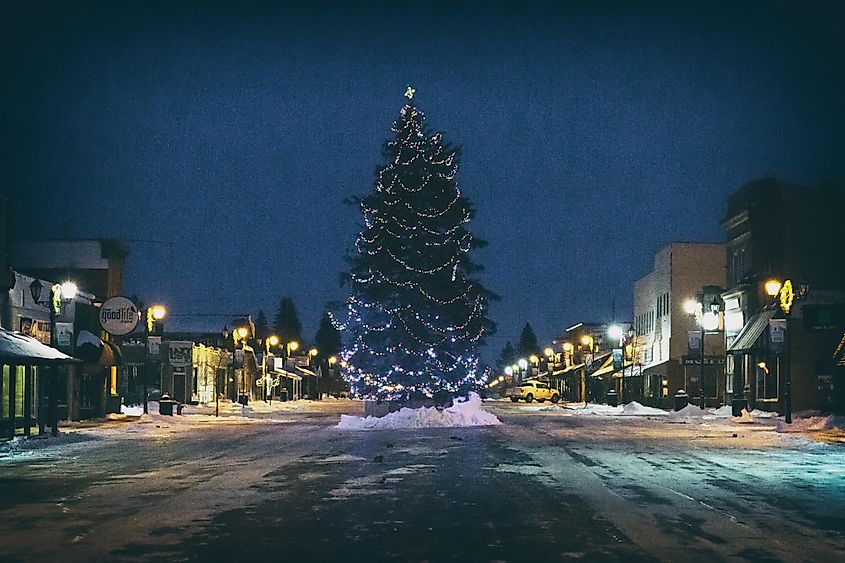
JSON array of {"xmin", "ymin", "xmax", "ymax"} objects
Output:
[{"xmin": 0, "ymin": 327, "xmax": 78, "ymax": 363}]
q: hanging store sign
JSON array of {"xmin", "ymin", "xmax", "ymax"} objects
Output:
[
  {"xmin": 687, "ymin": 331, "xmax": 702, "ymax": 357},
  {"xmin": 769, "ymin": 319, "xmax": 787, "ymax": 353},
  {"xmin": 99, "ymin": 296, "xmax": 140, "ymax": 336},
  {"xmin": 55, "ymin": 322, "xmax": 74, "ymax": 348},
  {"xmin": 167, "ymin": 341, "xmax": 193, "ymax": 367},
  {"xmin": 147, "ymin": 336, "xmax": 161, "ymax": 357}
]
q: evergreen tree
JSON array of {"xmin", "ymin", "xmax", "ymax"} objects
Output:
[
  {"xmin": 338, "ymin": 90, "xmax": 496, "ymax": 400},
  {"xmin": 315, "ymin": 312, "xmax": 342, "ymax": 359},
  {"xmin": 273, "ymin": 297, "xmax": 302, "ymax": 344},
  {"xmin": 315, "ymin": 311, "xmax": 343, "ymax": 394},
  {"xmin": 517, "ymin": 322, "xmax": 540, "ymax": 359},
  {"xmin": 255, "ymin": 309, "xmax": 269, "ymax": 340},
  {"xmin": 496, "ymin": 341, "xmax": 516, "ymax": 373}
]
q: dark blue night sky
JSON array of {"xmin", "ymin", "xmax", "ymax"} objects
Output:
[{"xmin": 3, "ymin": 1, "xmax": 844, "ymax": 359}]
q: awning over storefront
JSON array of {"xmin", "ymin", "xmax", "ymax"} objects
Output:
[
  {"xmin": 727, "ymin": 308, "xmax": 778, "ymax": 353},
  {"xmin": 0, "ymin": 327, "xmax": 77, "ymax": 364},
  {"xmin": 271, "ymin": 369, "xmax": 302, "ymax": 381},
  {"xmin": 296, "ymin": 366, "xmax": 318, "ymax": 377},
  {"xmin": 75, "ymin": 331, "xmax": 123, "ymax": 366}
]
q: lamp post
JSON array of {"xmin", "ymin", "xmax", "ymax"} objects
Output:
[
  {"xmin": 764, "ymin": 278, "xmax": 808, "ymax": 424},
  {"xmin": 142, "ymin": 304, "xmax": 167, "ymax": 415},
  {"xmin": 328, "ymin": 355, "xmax": 337, "ymax": 396},
  {"xmin": 608, "ymin": 324, "xmax": 637, "ymax": 402},
  {"xmin": 684, "ymin": 293, "xmax": 722, "ymax": 410},
  {"xmin": 581, "ymin": 335, "xmax": 594, "ymax": 404},
  {"xmin": 283, "ymin": 340, "xmax": 299, "ymax": 399},
  {"xmin": 543, "ymin": 347, "xmax": 554, "ymax": 375},
  {"xmin": 262, "ymin": 335, "xmax": 279, "ymax": 403},
  {"xmin": 29, "ymin": 280, "xmax": 77, "ymax": 436},
  {"xmin": 235, "ymin": 325, "xmax": 250, "ymax": 402},
  {"xmin": 309, "ymin": 347, "xmax": 319, "ymax": 399}
]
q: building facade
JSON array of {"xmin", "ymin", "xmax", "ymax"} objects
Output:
[
  {"xmin": 634, "ymin": 243, "xmax": 726, "ymax": 407},
  {"xmin": 722, "ymin": 178, "xmax": 845, "ymax": 413}
]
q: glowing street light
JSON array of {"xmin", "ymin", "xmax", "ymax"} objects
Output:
[
  {"xmin": 544, "ymin": 347, "xmax": 554, "ymax": 357},
  {"xmin": 236, "ymin": 326, "xmax": 249, "ymax": 339},
  {"xmin": 607, "ymin": 324, "xmax": 623, "ymax": 342},
  {"xmin": 267, "ymin": 335, "xmax": 280, "ymax": 347},
  {"xmin": 60, "ymin": 281, "xmax": 78, "ymax": 300},
  {"xmin": 518, "ymin": 358, "xmax": 528, "ymax": 371},
  {"xmin": 151, "ymin": 305, "xmax": 166, "ymax": 320},
  {"xmin": 683, "ymin": 299, "xmax": 699, "ymax": 316},
  {"xmin": 765, "ymin": 279, "xmax": 783, "ymax": 297}
]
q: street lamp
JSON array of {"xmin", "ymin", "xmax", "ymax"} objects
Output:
[
  {"xmin": 580, "ymin": 335, "xmax": 595, "ymax": 404},
  {"xmin": 142, "ymin": 304, "xmax": 167, "ymax": 415},
  {"xmin": 684, "ymin": 291, "xmax": 722, "ymax": 410},
  {"xmin": 308, "ymin": 348, "xmax": 319, "ymax": 399},
  {"xmin": 28, "ymin": 279, "xmax": 78, "ymax": 436},
  {"xmin": 233, "ymin": 323, "xmax": 252, "ymax": 402},
  {"xmin": 765, "ymin": 278, "xmax": 808, "ymax": 424},
  {"xmin": 261, "ymin": 335, "xmax": 280, "ymax": 403}
]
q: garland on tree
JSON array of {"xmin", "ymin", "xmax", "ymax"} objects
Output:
[{"xmin": 335, "ymin": 87, "xmax": 496, "ymax": 401}]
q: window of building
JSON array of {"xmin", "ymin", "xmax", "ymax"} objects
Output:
[{"xmin": 110, "ymin": 366, "xmax": 118, "ymax": 397}]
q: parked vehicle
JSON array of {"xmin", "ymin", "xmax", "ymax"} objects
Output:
[{"xmin": 505, "ymin": 381, "xmax": 560, "ymax": 403}]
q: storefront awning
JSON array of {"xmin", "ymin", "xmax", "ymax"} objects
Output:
[
  {"xmin": 296, "ymin": 366, "xmax": 318, "ymax": 377},
  {"xmin": 727, "ymin": 308, "xmax": 778, "ymax": 353},
  {"xmin": 271, "ymin": 369, "xmax": 302, "ymax": 381},
  {"xmin": 0, "ymin": 327, "xmax": 78, "ymax": 364},
  {"xmin": 75, "ymin": 331, "xmax": 123, "ymax": 366}
]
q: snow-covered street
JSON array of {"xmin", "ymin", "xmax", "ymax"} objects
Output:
[{"xmin": 1, "ymin": 400, "xmax": 844, "ymax": 562}]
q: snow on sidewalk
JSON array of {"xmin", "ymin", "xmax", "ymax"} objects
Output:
[{"xmin": 337, "ymin": 393, "xmax": 501, "ymax": 430}]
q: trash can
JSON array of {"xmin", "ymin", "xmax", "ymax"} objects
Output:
[
  {"xmin": 159, "ymin": 394, "xmax": 176, "ymax": 416},
  {"xmin": 238, "ymin": 393, "xmax": 249, "ymax": 406},
  {"xmin": 606, "ymin": 389, "xmax": 618, "ymax": 407},
  {"xmin": 674, "ymin": 389, "xmax": 689, "ymax": 411},
  {"xmin": 280, "ymin": 388, "xmax": 289, "ymax": 402},
  {"xmin": 731, "ymin": 398, "xmax": 748, "ymax": 417}
]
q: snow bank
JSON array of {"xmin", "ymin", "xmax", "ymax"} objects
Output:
[
  {"xmin": 120, "ymin": 404, "xmax": 145, "ymax": 416},
  {"xmin": 337, "ymin": 393, "xmax": 501, "ymax": 430},
  {"xmin": 620, "ymin": 402, "xmax": 668, "ymax": 416},
  {"xmin": 777, "ymin": 415, "xmax": 845, "ymax": 433},
  {"xmin": 711, "ymin": 405, "xmax": 733, "ymax": 417},
  {"xmin": 562, "ymin": 402, "xmax": 669, "ymax": 416},
  {"xmin": 565, "ymin": 403, "xmax": 623, "ymax": 415}
]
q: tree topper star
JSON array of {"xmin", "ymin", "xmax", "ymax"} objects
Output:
[{"xmin": 404, "ymin": 85, "xmax": 416, "ymax": 99}]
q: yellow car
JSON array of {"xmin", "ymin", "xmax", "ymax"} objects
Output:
[{"xmin": 506, "ymin": 381, "xmax": 560, "ymax": 403}]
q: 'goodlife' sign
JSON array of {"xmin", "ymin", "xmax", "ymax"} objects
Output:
[{"xmin": 99, "ymin": 296, "xmax": 139, "ymax": 336}]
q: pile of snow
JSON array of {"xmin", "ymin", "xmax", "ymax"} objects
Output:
[
  {"xmin": 337, "ymin": 393, "xmax": 501, "ymax": 430},
  {"xmin": 620, "ymin": 402, "xmax": 668, "ymax": 416},
  {"xmin": 667, "ymin": 404, "xmax": 713, "ymax": 422},
  {"xmin": 562, "ymin": 402, "xmax": 669, "ymax": 417},
  {"xmin": 777, "ymin": 415, "xmax": 845, "ymax": 433},
  {"xmin": 749, "ymin": 409, "xmax": 779, "ymax": 418},
  {"xmin": 711, "ymin": 405, "xmax": 733, "ymax": 417},
  {"xmin": 565, "ymin": 403, "xmax": 623, "ymax": 416},
  {"xmin": 120, "ymin": 404, "xmax": 145, "ymax": 417}
]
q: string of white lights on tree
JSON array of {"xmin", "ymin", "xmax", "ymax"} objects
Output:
[{"xmin": 336, "ymin": 87, "xmax": 497, "ymax": 401}]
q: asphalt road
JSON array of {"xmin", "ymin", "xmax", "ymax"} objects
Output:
[{"xmin": 1, "ymin": 402, "xmax": 844, "ymax": 562}]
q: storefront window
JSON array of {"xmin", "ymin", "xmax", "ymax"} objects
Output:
[{"xmin": 110, "ymin": 366, "xmax": 118, "ymax": 397}]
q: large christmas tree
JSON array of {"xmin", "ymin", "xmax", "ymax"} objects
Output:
[{"xmin": 338, "ymin": 88, "xmax": 496, "ymax": 401}]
